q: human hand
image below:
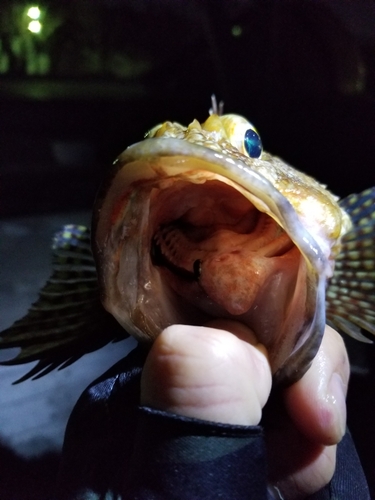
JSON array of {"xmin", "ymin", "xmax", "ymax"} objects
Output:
[{"xmin": 140, "ymin": 322, "xmax": 349, "ymax": 499}]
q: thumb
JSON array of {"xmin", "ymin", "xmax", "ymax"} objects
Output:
[{"xmin": 140, "ymin": 322, "xmax": 272, "ymax": 426}]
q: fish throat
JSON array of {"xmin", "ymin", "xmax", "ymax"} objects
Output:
[{"xmin": 148, "ymin": 179, "xmax": 307, "ymax": 348}]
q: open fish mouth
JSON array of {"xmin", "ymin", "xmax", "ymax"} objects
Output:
[
  {"xmin": 93, "ymin": 138, "xmax": 329, "ymax": 384},
  {"xmin": 150, "ymin": 179, "xmax": 304, "ymax": 335},
  {"xmin": 1, "ymin": 105, "xmax": 373, "ymax": 384}
]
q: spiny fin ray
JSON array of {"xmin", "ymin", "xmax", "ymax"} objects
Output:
[
  {"xmin": 326, "ymin": 189, "xmax": 375, "ymax": 342},
  {"xmin": 0, "ymin": 225, "xmax": 128, "ymax": 381}
]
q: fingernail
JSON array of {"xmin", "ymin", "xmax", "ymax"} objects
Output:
[{"xmin": 327, "ymin": 372, "xmax": 347, "ymax": 440}]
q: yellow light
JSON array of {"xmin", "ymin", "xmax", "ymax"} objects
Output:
[
  {"xmin": 28, "ymin": 20, "xmax": 42, "ymax": 33},
  {"xmin": 27, "ymin": 6, "xmax": 41, "ymax": 20}
]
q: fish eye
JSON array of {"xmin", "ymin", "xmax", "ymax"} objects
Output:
[
  {"xmin": 244, "ymin": 129, "xmax": 262, "ymax": 158},
  {"xmin": 219, "ymin": 114, "xmax": 263, "ymax": 159}
]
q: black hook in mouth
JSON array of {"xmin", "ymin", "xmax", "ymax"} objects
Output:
[
  {"xmin": 193, "ymin": 259, "xmax": 201, "ymax": 280},
  {"xmin": 151, "ymin": 238, "xmax": 201, "ymax": 282}
]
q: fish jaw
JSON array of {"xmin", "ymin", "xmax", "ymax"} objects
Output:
[{"xmin": 93, "ymin": 138, "xmax": 337, "ymax": 384}]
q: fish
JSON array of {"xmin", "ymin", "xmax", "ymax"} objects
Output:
[{"xmin": 1, "ymin": 97, "xmax": 375, "ymax": 385}]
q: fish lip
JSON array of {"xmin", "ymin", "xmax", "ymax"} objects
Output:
[{"xmin": 119, "ymin": 138, "xmax": 330, "ymax": 279}]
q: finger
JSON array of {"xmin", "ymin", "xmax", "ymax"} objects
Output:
[
  {"xmin": 267, "ymin": 415, "xmax": 337, "ymax": 500},
  {"xmin": 205, "ymin": 319, "xmax": 268, "ymax": 358},
  {"xmin": 284, "ymin": 325, "xmax": 350, "ymax": 445},
  {"xmin": 140, "ymin": 322, "xmax": 272, "ymax": 426},
  {"xmin": 266, "ymin": 326, "xmax": 349, "ymax": 498}
]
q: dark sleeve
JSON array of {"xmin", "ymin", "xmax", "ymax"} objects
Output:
[
  {"xmin": 56, "ymin": 346, "xmax": 147, "ymax": 499},
  {"xmin": 122, "ymin": 409, "xmax": 371, "ymax": 500},
  {"xmin": 123, "ymin": 407, "xmax": 268, "ymax": 500},
  {"xmin": 309, "ymin": 429, "xmax": 370, "ymax": 500}
]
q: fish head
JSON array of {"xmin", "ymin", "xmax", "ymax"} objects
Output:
[{"xmin": 92, "ymin": 112, "xmax": 351, "ymax": 384}]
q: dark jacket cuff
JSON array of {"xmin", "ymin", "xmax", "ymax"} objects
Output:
[{"xmin": 123, "ymin": 406, "xmax": 268, "ymax": 499}]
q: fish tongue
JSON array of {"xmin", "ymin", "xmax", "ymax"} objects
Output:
[
  {"xmin": 198, "ymin": 252, "xmax": 278, "ymax": 316},
  {"xmin": 197, "ymin": 229, "xmax": 299, "ymax": 315},
  {"xmin": 198, "ymin": 246, "xmax": 298, "ymax": 322}
]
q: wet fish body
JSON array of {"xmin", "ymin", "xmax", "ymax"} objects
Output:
[{"xmin": 1, "ymin": 104, "xmax": 375, "ymax": 384}]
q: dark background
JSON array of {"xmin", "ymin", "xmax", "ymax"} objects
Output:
[{"xmin": 0, "ymin": 0, "xmax": 375, "ymax": 498}]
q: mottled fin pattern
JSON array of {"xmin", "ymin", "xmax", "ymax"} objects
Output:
[
  {"xmin": 0, "ymin": 225, "xmax": 127, "ymax": 382},
  {"xmin": 326, "ymin": 188, "xmax": 375, "ymax": 342}
]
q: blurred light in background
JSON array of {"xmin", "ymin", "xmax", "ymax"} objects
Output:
[
  {"xmin": 27, "ymin": 6, "xmax": 41, "ymax": 20},
  {"xmin": 26, "ymin": 5, "xmax": 43, "ymax": 33},
  {"xmin": 28, "ymin": 20, "xmax": 42, "ymax": 34},
  {"xmin": 231, "ymin": 25, "xmax": 243, "ymax": 37}
]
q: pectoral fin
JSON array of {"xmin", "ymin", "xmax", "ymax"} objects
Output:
[
  {"xmin": 326, "ymin": 188, "xmax": 375, "ymax": 342},
  {"xmin": 0, "ymin": 225, "xmax": 127, "ymax": 383}
]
